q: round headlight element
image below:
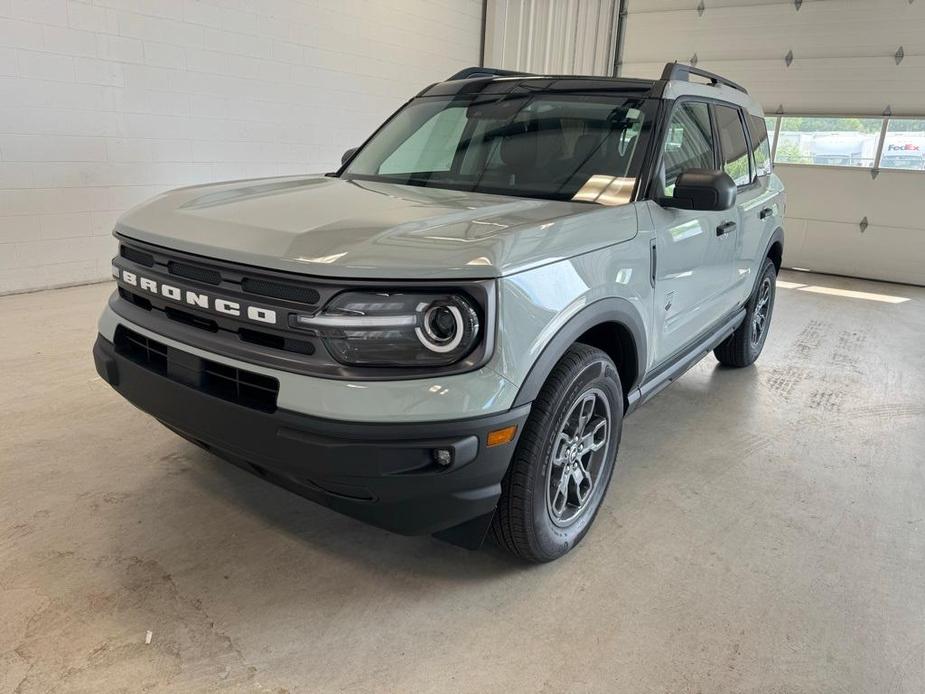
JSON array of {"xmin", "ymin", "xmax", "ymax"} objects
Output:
[
  {"xmin": 298, "ymin": 291, "xmax": 483, "ymax": 367},
  {"xmin": 416, "ymin": 296, "xmax": 479, "ymax": 354},
  {"xmin": 418, "ymin": 302, "xmax": 466, "ymax": 353}
]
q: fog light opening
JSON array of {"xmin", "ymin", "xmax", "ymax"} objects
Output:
[{"xmin": 432, "ymin": 448, "xmax": 453, "ymax": 467}]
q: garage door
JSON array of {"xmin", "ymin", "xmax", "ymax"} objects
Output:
[{"xmin": 620, "ymin": 0, "xmax": 925, "ymax": 286}]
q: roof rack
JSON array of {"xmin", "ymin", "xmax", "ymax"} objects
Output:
[
  {"xmin": 447, "ymin": 66, "xmax": 534, "ymax": 81},
  {"xmin": 660, "ymin": 62, "xmax": 748, "ymax": 94}
]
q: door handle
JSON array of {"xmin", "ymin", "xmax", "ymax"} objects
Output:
[
  {"xmin": 759, "ymin": 207, "xmax": 773, "ymax": 220},
  {"xmin": 649, "ymin": 240, "xmax": 657, "ymax": 288},
  {"xmin": 716, "ymin": 221, "xmax": 737, "ymax": 236}
]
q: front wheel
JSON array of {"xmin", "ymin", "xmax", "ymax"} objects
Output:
[
  {"xmin": 491, "ymin": 344, "xmax": 623, "ymax": 562},
  {"xmin": 714, "ymin": 258, "xmax": 777, "ymax": 368}
]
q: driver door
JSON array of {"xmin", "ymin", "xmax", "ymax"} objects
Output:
[{"xmin": 649, "ymin": 100, "xmax": 738, "ymax": 365}]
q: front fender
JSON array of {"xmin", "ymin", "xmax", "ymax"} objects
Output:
[
  {"xmin": 511, "ymin": 296, "xmax": 648, "ymax": 408},
  {"xmin": 488, "ymin": 225, "xmax": 653, "ymax": 410}
]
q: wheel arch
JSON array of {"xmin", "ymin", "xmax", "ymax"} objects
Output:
[
  {"xmin": 511, "ymin": 298, "xmax": 647, "ymax": 410},
  {"xmin": 748, "ymin": 226, "xmax": 785, "ymax": 299},
  {"xmin": 765, "ymin": 227, "xmax": 784, "ymax": 273}
]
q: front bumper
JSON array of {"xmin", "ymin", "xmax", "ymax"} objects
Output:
[{"xmin": 93, "ymin": 335, "xmax": 530, "ymax": 540}]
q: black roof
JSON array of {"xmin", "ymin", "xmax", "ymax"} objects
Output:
[
  {"xmin": 419, "ymin": 73, "xmax": 656, "ymax": 99},
  {"xmin": 418, "ymin": 63, "xmax": 747, "ymax": 99}
]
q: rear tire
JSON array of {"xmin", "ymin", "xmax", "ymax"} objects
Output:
[
  {"xmin": 491, "ymin": 344, "xmax": 623, "ymax": 562},
  {"xmin": 714, "ymin": 257, "xmax": 777, "ymax": 367}
]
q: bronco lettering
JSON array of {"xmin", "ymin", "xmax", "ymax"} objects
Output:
[{"xmin": 118, "ymin": 268, "xmax": 277, "ymax": 325}]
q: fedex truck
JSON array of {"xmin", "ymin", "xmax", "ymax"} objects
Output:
[
  {"xmin": 880, "ymin": 138, "xmax": 925, "ymax": 170},
  {"xmin": 811, "ymin": 133, "xmax": 878, "ymax": 167}
]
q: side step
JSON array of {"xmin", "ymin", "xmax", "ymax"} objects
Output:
[{"xmin": 626, "ymin": 307, "xmax": 746, "ymax": 415}]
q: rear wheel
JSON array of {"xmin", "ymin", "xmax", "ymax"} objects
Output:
[
  {"xmin": 491, "ymin": 344, "xmax": 622, "ymax": 562},
  {"xmin": 714, "ymin": 258, "xmax": 777, "ymax": 368}
]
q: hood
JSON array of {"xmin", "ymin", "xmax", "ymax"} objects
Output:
[{"xmin": 115, "ymin": 175, "xmax": 638, "ymax": 279}]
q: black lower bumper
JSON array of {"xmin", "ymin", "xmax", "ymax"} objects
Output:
[{"xmin": 93, "ymin": 335, "xmax": 529, "ymax": 542}]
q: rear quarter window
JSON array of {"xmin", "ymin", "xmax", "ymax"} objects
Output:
[
  {"xmin": 748, "ymin": 114, "xmax": 773, "ymax": 177},
  {"xmin": 715, "ymin": 104, "xmax": 752, "ymax": 186}
]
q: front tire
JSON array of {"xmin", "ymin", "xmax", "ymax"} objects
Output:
[
  {"xmin": 491, "ymin": 344, "xmax": 623, "ymax": 562},
  {"xmin": 714, "ymin": 258, "xmax": 777, "ymax": 368}
]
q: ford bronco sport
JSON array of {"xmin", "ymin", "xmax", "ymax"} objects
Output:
[{"xmin": 93, "ymin": 62, "xmax": 784, "ymax": 562}]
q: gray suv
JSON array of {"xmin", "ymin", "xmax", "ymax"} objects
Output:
[{"xmin": 93, "ymin": 62, "xmax": 784, "ymax": 562}]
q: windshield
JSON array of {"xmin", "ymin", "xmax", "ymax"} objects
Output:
[{"xmin": 342, "ymin": 93, "xmax": 654, "ymax": 205}]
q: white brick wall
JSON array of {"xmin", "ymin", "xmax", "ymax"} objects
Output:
[{"xmin": 0, "ymin": 0, "xmax": 482, "ymax": 294}]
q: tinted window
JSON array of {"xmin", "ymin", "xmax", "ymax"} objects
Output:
[
  {"xmin": 749, "ymin": 115, "xmax": 772, "ymax": 177},
  {"xmin": 661, "ymin": 101, "xmax": 714, "ymax": 194},
  {"xmin": 715, "ymin": 105, "xmax": 752, "ymax": 186}
]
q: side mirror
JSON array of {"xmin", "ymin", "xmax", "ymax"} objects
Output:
[
  {"xmin": 341, "ymin": 147, "xmax": 358, "ymax": 166},
  {"xmin": 661, "ymin": 169, "xmax": 736, "ymax": 211}
]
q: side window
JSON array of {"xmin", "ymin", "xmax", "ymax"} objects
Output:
[
  {"xmin": 715, "ymin": 104, "xmax": 752, "ymax": 186},
  {"xmin": 378, "ymin": 106, "xmax": 467, "ymax": 175},
  {"xmin": 661, "ymin": 101, "xmax": 714, "ymax": 194},
  {"xmin": 749, "ymin": 114, "xmax": 772, "ymax": 178}
]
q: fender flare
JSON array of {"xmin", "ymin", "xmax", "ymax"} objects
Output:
[
  {"xmin": 747, "ymin": 226, "xmax": 785, "ymax": 297},
  {"xmin": 511, "ymin": 297, "xmax": 647, "ymax": 408},
  {"xmin": 764, "ymin": 226, "xmax": 785, "ymax": 270}
]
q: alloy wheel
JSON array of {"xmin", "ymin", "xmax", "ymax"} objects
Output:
[
  {"xmin": 546, "ymin": 388, "xmax": 611, "ymax": 526},
  {"xmin": 751, "ymin": 277, "xmax": 773, "ymax": 346}
]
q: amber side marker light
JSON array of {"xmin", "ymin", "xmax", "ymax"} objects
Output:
[{"xmin": 487, "ymin": 425, "xmax": 517, "ymax": 447}]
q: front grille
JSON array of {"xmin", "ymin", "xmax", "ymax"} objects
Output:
[
  {"xmin": 114, "ymin": 326, "xmax": 279, "ymax": 412},
  {"xmin": 168, "ymin": 261, "xmax": 222, "ymax": 285},
  {"xmin": 119, "ymin": 287, "xmax": 152, "ymax": 311},
  {"xmin": 118, "ymin": 286, "xmax": 316, "ymax": 357},
  {"xmin": 118, "ymin": 238, "xmax": 324, "ymax": 311},
  {"xmin": 164, "ymin": 305, "xmax": 218, "ymax": 332},
  {"xmin": 120, "ymin": 245, "xmax": 154, "ymax": 267},
  {"xmin": 239, "ymin": 328, "xmax": 315, "ymax": 354},
  {"xmin": 242, "ymin": 277, "xmax": 320, "ymax": 306}
]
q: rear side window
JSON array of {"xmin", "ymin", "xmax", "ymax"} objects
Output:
[
  {"xmin": 715, "ymin": 104, "xmax": 752, "ymax": 186},
  {"xmin": 661, "ymin": 101, "xmax": 714, "ymax": 193},
  {"xmin": 748, "ymin": 114, "xmax": 772, "ymax": 177}
]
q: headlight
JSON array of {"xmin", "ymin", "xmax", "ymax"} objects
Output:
[{"xmin": 294, "ymin": 291, "xmax": 481, "ymax": 367}]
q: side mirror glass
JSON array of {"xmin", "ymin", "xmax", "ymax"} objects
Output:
[
  {"xmin": 341, "ymin": 147, "xmax": 358, "ymax": 166},
  {"xmin": 660, "ymin": 169, "xmax": 736, "ymax": 211}
]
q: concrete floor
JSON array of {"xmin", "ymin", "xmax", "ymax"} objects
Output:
[{"xmin": 1, "ymin": 270, "xmax": 924, "ymax": 693}]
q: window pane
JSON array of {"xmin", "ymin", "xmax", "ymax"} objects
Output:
[
  {"xmin": 715, "ymin": 105, "xmax": 751, "ymax": 186},
  {"xmin": 880, "ymin": 119, "xmax": 925, "ymax": 171},
  {"xmin": 765, "ymin": 116, "xmax": 778, "ymax": 152},
  {"xmin": 661, "ymin": 101, "xmax": 713, "ymax": 194},
  {"xmin": 775, "ymin": 116, "xmax": 882, "ymax": 167},
  {"xmin": 379, "ymin": 107, "xmax": 468, "ymax": 174},
  {"xmin": 749, "ymin": 114, "xmax": 772, "ymax": 178},
  {"xmin": 345, "ymin": 94, "xmax": 654, "ymax": 203}
]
